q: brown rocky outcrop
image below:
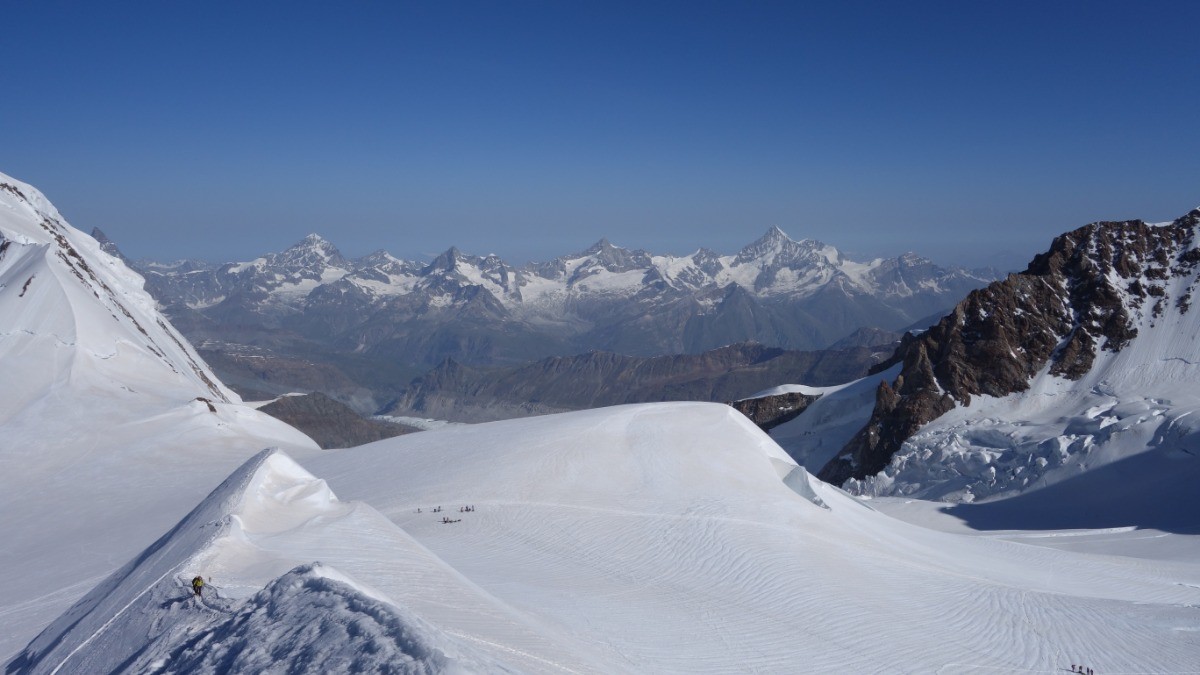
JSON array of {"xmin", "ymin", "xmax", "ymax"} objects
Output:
[
  {"xmin": 819, "ymin": 209, "xmax": 1200, "ymax": 486},
  {"xmin": 731, "ymin": 391, "xmax": 821, "ymax": 431},
  {"xmin": 384, "ymin": 341, "xmax": 892, "ymax": 423},
  {"xmin": 259, "ymin": 392, "xmax": 417, "ymax": 449}
]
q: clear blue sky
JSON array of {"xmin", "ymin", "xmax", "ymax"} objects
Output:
[{"xmin": 3, "ymin": 1, "xmax": 1198, "ymax": 269}]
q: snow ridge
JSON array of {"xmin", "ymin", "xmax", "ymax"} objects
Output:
[
  {"xmin": 8, "ymin": 450, "xmax": 510, "ymax": 674},
  {"xmin": 0, "ymin": 172, "xmax": 234, "ymax": 415}
]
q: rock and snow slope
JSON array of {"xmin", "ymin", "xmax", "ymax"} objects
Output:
[
  {"xmin": 15, "ymin": 403, "xmax": 1200, "ymax": 673},
  {"xmin": 0, "ymin": 172, "xmax": 319, "ymax": 659},
  {"xmin": 816, "ymin": 210, "xmax": 1200, "ymax": 505}
]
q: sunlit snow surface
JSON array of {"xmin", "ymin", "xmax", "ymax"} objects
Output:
[
  {"xmin": 13, "ymin": 404, "xmax": 1200, "ymax": 674},
  {"xmin": 0, "ymin": 172, "xmax": 321, "ymax": 659}
]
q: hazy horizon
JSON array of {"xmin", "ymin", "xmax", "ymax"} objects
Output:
[{"xmin": 4, "ymin": 1, "xmax": 1197, "ymax": 272}]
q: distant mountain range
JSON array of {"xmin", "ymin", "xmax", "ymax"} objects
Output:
[{"xmin": 111, "ymin": 228, "xmax": 998, "ymax": 412}]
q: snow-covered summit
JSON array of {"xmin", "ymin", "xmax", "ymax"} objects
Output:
[
  {"xmin": 0, "ymin": 172, "xmax": 235, "ymax": 417},
  {"xmin": 10, "ymin": 449, "xmax": 511, "ymax": 674},
  {"xmin": 271, "ymin": 232, "xmax": 347, "ymax": 270},
  {"xmin": 732, "ymin": 225, "xmax": 841, "ymax": 270}
]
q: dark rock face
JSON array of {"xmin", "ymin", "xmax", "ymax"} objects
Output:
[
  {"xmin": 730, "ymin": 391, "xmax": 821, "ymax": 431},
  {"xmin": 90, "ymin": 228, "xmax": 133, "ymax": 266},
  {"xmin": 829, "ymin": 327, "xmax": 903, "ymax": 350},
  {"xmin": 258, "ymin": 392, "xmax": 417, "ymax": 449},
  {"xmin": 385, "ymin": 342, "xmax": 889, "ymax": 423},
  {"xmin": 819, "ymin": 210, "xmax": 1200, "ymax": 486}
]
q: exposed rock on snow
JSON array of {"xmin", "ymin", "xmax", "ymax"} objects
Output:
[
  {"xmin": 258, "ymin": 392, "xmax": 417, "ymax": 448},
  {"xmin": 730, "ymin": 389, "xmax": 821, "ymax": 430},
  {"xmin": 819, "ymin": 209, "xmax": 1200, "ymax": 501}
]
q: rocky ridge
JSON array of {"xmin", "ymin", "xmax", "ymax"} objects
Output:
[
  {"xmin": 384, "ymin": 341, "xmax": 892, "ymax": 423},
  {"xmin": 818, "ymin": 209, "xmax": 1200, "ymax": 487},
  {"xmin": 257, "ymin": 392, "xmax": 417, "ymax": 449}
]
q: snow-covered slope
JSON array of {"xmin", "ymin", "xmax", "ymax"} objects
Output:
[
  {"xmin": 0, "ymin": 172, "xmax": 320, "ymax": 660},
  {"xmin": 0, "ymin": 178, "xmax": 234, "ymax": 421},
  {"xmin": 17, "ymin": 403, "xmax": 1200, "ymax": 673},
  {"xmin": 10, "ymin": 450, "xmax": 514, "ymax": 674}
]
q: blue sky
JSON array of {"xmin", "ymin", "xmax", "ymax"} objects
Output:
[{"xmin": 3, "ymin": 1, "xmax": 1198, "ymax": 269}]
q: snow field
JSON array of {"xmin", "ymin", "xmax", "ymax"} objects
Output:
[
  {"xmin": 304, "ymin": 403, "xmax": 1200, "ymax": 673},
  {"xmin": 8, "ymin": 396, "xmax": 1200, "ymax": 672}
]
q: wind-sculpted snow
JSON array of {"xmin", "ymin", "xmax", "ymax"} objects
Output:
[
  {"xmin": 304, "ymin": 402, "xmax": 1200, "ymax": 672},
  {"xmin": 0, "ymin": 172, "xmax": 320, "ymax": 660},
  {"xmin": 8, "ymin": 451, "xmax": 516, "ymax": 674},
  {"xmin": 127, "ymin": 564, "xmax": 501, "ymax": 675},
  {"xmin": 0, "ymin": 172, "xmax": 235, "ymax": 418},
  {"xmin": 14, "ymin": 402, "xmax": 1200, "ymax": 672},
  {"xmin": 7, "ymin": 450, "xmax": 276, "ymax": 674}
]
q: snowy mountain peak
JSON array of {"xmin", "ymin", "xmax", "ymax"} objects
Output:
[
  {"xmin": 740, "ymin": 225, "xmax": 794, "ymax": 253},
  {"xmin": 0, "ymin": 171, "xmax": 236, "ymax": 414},
  {"xmin": 133, "ymin": 222, "xmax": 997, "ymax": 365},
  {"xmin": 88, "ymin": 227, "xmax": 132, "ymax": 265},
  {"xmin": 355, "ymin": 248, "xmax": 399, "ymax": 266},
  {"xmin": 734, "ymin": 226, "xmax": 836, "ymax": 268},
  {"xmin": 423, "ymin": 246, "xmax": 462, "ymax": 273},
  {"xmin": 764, "ymin": 224, "xmax": 789, "ymax": 241},
  {"xmin": 564, "ymin": 238, "xmax": 654, "ymax": 277},
  {"xmin": 275, "ymin": 233, "xmax": 345, "ymax": 265},
  {"xmin": 583, "ymin": 237, "xmax": 616, "ymax": 253}
]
